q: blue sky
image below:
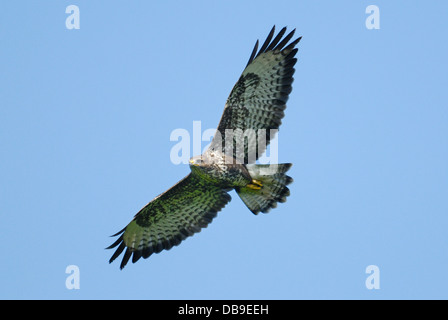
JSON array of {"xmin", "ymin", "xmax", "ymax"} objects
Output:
[{"xmin": 1, "ymin": 1, "xmax": 447, "ymax": 299}]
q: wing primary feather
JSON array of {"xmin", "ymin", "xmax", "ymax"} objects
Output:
[
  {"xmin": 283, "ymin": 36, "xmax": 302, "ymax": 52},
  {"xmin": 109, "ymin": 240, "xmax": 126, "ymax": 263},
  {"xmin": 274, "ymin": 28, "xmax": 296, "ymax": 51},
  {"xmin": 265, "ymin": 27, "xmax": 287, "ymax": 52},
  {"xmin": 106, "ymin": 234, "xmax": 124, "ymax": 249},
  {"xmin": 120, "ymin": 248, "xmax": 132, "ymax": 270},
  {"xmin": 132, "ymin": 250, "xmax": 142, "ymax": 264},
  {"xmin": 110, "ymin": 227, "xmax": 126, "ymax": 238},
  {"xmin": 256, "ymin": 25, "xmax": 276, "ymax": 58},
  {"xmin": 246, "ymin": 40, "xmax": 259, "ymax": 67}
]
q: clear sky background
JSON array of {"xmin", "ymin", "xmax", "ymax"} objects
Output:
[{"xmin": 1, "ymin": 1, "xmax": 447, "ymax": 299}]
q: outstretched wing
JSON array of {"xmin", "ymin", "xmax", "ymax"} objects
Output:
[
  {"xmin": 209, "ymin": 26, "xmax": 301, "ymax": 164},
  {"xmin": 108, "ymin": 173, "xmax": 231, "ymax": 269}
]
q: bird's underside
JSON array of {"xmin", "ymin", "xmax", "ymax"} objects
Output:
[{"xmin": 108, "ymin": 26, "xmax": 301, "ymax": 269}]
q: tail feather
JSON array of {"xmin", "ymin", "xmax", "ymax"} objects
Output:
[{"xmin": 237, "ymin": 164, "xmax": 293, "ymax": 214}]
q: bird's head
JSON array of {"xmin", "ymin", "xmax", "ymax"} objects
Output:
[{"xmin": 189, "ymin": 155, "xmax": 206, "ymax": 167}]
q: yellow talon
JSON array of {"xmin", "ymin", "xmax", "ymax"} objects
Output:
[{"xmin": 247, "ymin": 179, "xmax": 263, "ymax": 190}]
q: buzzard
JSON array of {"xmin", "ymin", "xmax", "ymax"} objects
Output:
[{"xmin": 108, "ymin": 26, "xmax": 301, "ymax": 269}]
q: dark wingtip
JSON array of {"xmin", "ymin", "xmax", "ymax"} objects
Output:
[
  {"xmin": 274, "ymin": 28, "xmax": 295, "ymax": 51},
  {"xmin": 107, "ymin": 227, "xmax": 129, "ymax": 268},
  {"xmin": 120, "ymin": 248, "xmax": 132, "ymax": 270},
  {"xmin": 285, "ymin": 36, "xmax": 302, "ymax": 52},
  {"xmin": 110, "ymin": 227, "xmax": 126, "ymax": 238},
  {"xmin": 105, "ymin": 237, "xmax": 122, "ymax": 250},
  {"xmin": 256, "ymin": 26, "xmax": 276, "ymax": 59},
  {"xmin": 246, "ymin": 40, "xmax": 259, "ymax": 68},
  {"xmin": 265, "ymin": 27, "xmax": 287, "ymax": 52},
  {"xmin": 246, "ymin": 26, "xmax": 301, "ymax": 68},
  {"xmin": 109, "ymin": 240, "xmax": 126, "ymax": 264}
]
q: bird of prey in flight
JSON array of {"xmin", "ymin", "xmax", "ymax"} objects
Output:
[{"xmin": 108, "ymin": 26, "xmax": 301, "ymax": 269}]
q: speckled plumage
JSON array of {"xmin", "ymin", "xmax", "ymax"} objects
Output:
[{"xmin": 108, "ymin": 26, "xmax": 301, "ymax": 269}]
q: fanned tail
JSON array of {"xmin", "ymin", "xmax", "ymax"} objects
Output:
[{"xmin": 236, "ymin": 164, "xmax": 293, "ymax": 214}]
